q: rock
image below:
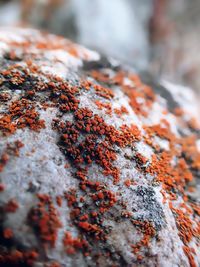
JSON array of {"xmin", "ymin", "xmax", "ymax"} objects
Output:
[
  {"xmin": 0, "ymin": 0, "xmax": 152, "ymax": 70},
  {"xmin": 0, "ymin": 27, "xmax": 199, "ymax": 267},
  {"xmin": 50, "ymin": 0, "xmax": 151, "ymax": 70}
]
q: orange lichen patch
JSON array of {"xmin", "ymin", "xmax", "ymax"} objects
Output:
[
  {"xmin": 117, "ymin": 124, "xmax": 141, "ymax": 147},
  {"xmin": 97, "ymin": 192, "xmax": 104, "ymax": 200},
  {"xmin": 137, "ymin": 255, "xmax": 143, "ymax": 261},
  {"xmin": 64, "ymin": 185, "xmax": 117, "ymax": 246},
  {"xmin": 28, "ymin": 194, "xmax": 62, "ymax": 248},
  {"xmin": 94, "ymin": 100, "xmax": 112, "ymax": 115},
  {"xmin": 128, "ymin": 74, "xmax": 144, "ymax": 87},
  {"xmin": 111, "ymin": 72, "xmax": 156, "ymax": 118},
  {"xmin": 0, "ymin": 153, "xmax": 9, "ymax": 172},
  {"xmin": 123, "ymin": 85, "xmax": 148, "ymax": 117},
  {"xmin": 1, "ymin": 64, "xmax": 26, "ymax": 85},
  {"xmin": 79, "ymin": 214, "xmax": 89, "ymax": 221},
  {"xmin": 191, "ymin": 154, "xmax": 200, "ymax": 170},
  {"xmin": 63, "ymin": 231, "xmax": 88, "ymax": 255},
  {"xmin": 70, "ymin": 208, "xmax": 81, "ymax": 220},
  {"xmin": 64, "ymin": 190, "xmax": 77, "ymax": 207},
  {"xmin": 142, "ymin": 115, "xmax": 200, "ymax": 265},
  {"xmin": 183, "ymin": 246, "xmax": 197, "ymax": 267},
  {"xmin": 190, "ymin": 203, "xmax": 200, "ymax": 216},
  {"xmin": 66, "ymin": 46, "xmax": 79, "ymax": 58},
  {"xmin": 180, "ymin": 135, "xmax": 197, "ymax": 157},
  {"xmin": 124, "ymin": 179, "xmax": 131, "ymax": 187},
  {"xmin": 0, "ymin": 92, "xmax": 11, "ymax": 102},
  {"xmin": 131, "ymin": 220, "xmax": 156, "ymax": 256},
  {"xmin": 93, "ymin": 83, "xmax": 114, "ymax": 99},
  {"xmin": 188, "ymin": 186, "xmax": 196, "ymax": 193},
  {"xmin": 187, "ymin": 117, "xmax": 200, "ymax": 131},
  {"xmin": 179, "ymin": 202, "xmax": 193, "ymax": 215},
  {"xmin": 56, "ymin": 196, "xmax": 63, "ymax": 207},
  {"xmin": 114, "ymin": 106, "xmax": 129, "ymax": 117},
  {"xmin": 0, "ymin": 140, "xmax": 24, "ymax": 172},
  {"xmin": 0, "ymin": 99, "xmax": 45, "ymax": 136},
  {"xmin": 3, "ymin": 228, "xmax": 13, "ymax": 239},
  {"xmin": 6, "ymin": 140, "xmax": 24, "ymax": 157},
  {"xmin": 78, "ymin": 221, "xmax": 102, "ymax": 235},
  {"xmin": 147, "ymin": 151, "xmax": 192, "ymax": 193},
  {"xmin": 135, "ymin": 153, "xmax": 148, "ymax": 166},
  {"xmin": 0, "ymin": 249, "xmax": 39, "ymax": 267},
  {"xmin": 2, "ymin": 39, "xmax": 31, "ymax": 49},
  {"xmin": 7, "ymin": 50, "xmax": 17, "ymax": 60},
  {"xmin": 178, "ymin": 158, "xmax": 193, "ymax": 182},
  {"xmin": 121, "ymin": 210, "xmax": 133, "ymax": 218},
  {"xmin": 144, "ymin": 117, "xmax": 200, "ymax": 266},
  {"xmin": 90, "ymin": 70, "xmax": 110, "ymax": 84},
  {"xmin": 171, "ymin": 207, "xmax": 197, "ymax": 244},
  {"xmin": 96, "ymin": 189, "xmax": 117, "ymax": 212},
  {"xmin": 35, "ymin": 40, "xmax": 66, "ymax": 50},
  {"xmin": 180, "ymin": 135, "xmax": 200, "ymax": 171},
  {"xmin": 174, "ymin": 107, "xmax": 185, "ymax": 117},
  {"xmin": 54, "ymin": 105, "xmax": 141, "ymax": 184},
  {"xmin": 160, "ymin": 189, "xmax": 167, "ymax": 204},
  {"xmin": 145, "ymin": 122, "xmax": 175, "ymax": 142},
  {"xmin": 80, "ymin": 80, "xmax": 93, "ymax": 91},
  {"xmin": 5, "ymin": 36, "xmax": 90, "ymax": 62},
  {"xmin": 112, "ymin": 71, "xmax": 125, "ymax": 85},
  {"xmin": 5, "ymin": 199, "xmax": 19, "ymax": 212},
  {"xmin": 0, "ymin": 183, "xmax": 5, "ymax": 192}
]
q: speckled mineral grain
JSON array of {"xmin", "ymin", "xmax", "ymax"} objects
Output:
[{"xmin": 0, "ymin": 28, "xmax": 199, "ymax": 267}]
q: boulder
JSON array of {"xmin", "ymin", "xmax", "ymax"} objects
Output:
[{"xmin": 0, "ymin": 28, "xmax": 199, "ymax": 267}]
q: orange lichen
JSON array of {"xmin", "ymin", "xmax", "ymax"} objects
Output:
[
  {"xmin": 94, "ymin": 100, "xmax": 112, "ymax": 115},
  {"xmin": 124, "ymin": 179, "xmax": 131, "ymax": 187},
  {"xmin": 0, "ymin": 153, "xmax": 9, "ymax": 172},
  {"xmin": 0, "ymin": 99, "xmax": 45, "ymax": 136},
  {"xmin": 170, "ymin": 207, "xmax": 198, "ymax": 244},
  {"xmin": 56, "ymin": 196, "xmax": 63, "ymax": 207},
  {"xmin": 114, "ymin": 106, "xmax": 129, "ymax": 117},
  {"xmin": 183, "ymin": 246, "xmax": 197, "ymax": 267},
  {"xmin": 3, "ymin": 228, "xmax": 13, "ymax": 239},
  {"xmin": 78, "ymin": 221, "xmax": 102, "ymax": 234},
  {"xmin": 5, "ymin": 199, "xmax": 19, "ymax": 212},
  {"xmin": 0, "ymin": 183, "xmax": 5, "ymax": 192},
  {"xmin": 63, "ymin": 231, "xmax": 88, "ymax": 255},
  {"xmin": 132, "ymin": 220, "xmax": 156, "ymax": 257},
  {"xmin": 93, "ymin": 83, "xmax": 114, "ymax": 99},
  {"xmin": 28, "ymin": 194, "xmax": 62, "ymax": 248},
  {"xmin": 0, "ymin": 249, "xmax": 38, "ymax": 266},
  {"xmin": 90, "ymin": 70, "xmax": 110, "ymax": 84}
]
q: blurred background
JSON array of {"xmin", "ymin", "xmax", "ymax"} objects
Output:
[{"xmin": 0, "ymin": 0, "xmax": 200, "ymax": 93}]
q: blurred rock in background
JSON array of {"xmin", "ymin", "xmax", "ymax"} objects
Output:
[
  {"xmin": 0, "ymin": 0, "xmax": 200, "ymax": 93},
  {"xmin": 18, "ymin": 0, "xmax": 152, "ymax": 70},
  {"xmin": 149, "ymin": 0, "xmax": 200, "ymax": 93}
]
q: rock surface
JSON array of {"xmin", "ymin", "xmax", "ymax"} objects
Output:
[{"xmin": 0, "ymin": 28, "xmax": 199, "ymax": 267}]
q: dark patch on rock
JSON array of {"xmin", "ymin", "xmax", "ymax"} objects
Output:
[
  {"xmin": 140, "ymin": 72, "xmax": 179, "ymax": 112},
  {"xmin": 134, "ymin": 185, "xmax": 165, "ymax": 231},
  {"xmin": 83, "ymin": 55, "xmax": 120, "ymax": 71}
]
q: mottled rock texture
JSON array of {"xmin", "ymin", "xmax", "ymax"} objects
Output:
[{"xmin": 0, "ymin": 28, "xmax": 199, "ymax": 267}]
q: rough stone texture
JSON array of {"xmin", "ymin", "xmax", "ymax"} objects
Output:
[{"xmin": 0, "ymin": 28, "xmax": 199, "ymax": 267}]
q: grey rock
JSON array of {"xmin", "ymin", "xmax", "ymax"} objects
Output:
[{"xmin": 0, "ymin": 28, "xmax": 199, "ymax": 267}]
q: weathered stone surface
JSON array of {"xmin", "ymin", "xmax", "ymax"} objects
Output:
[{"xmin": 0, "ymin": 28, "xmax": 199, "ymax": 267}]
